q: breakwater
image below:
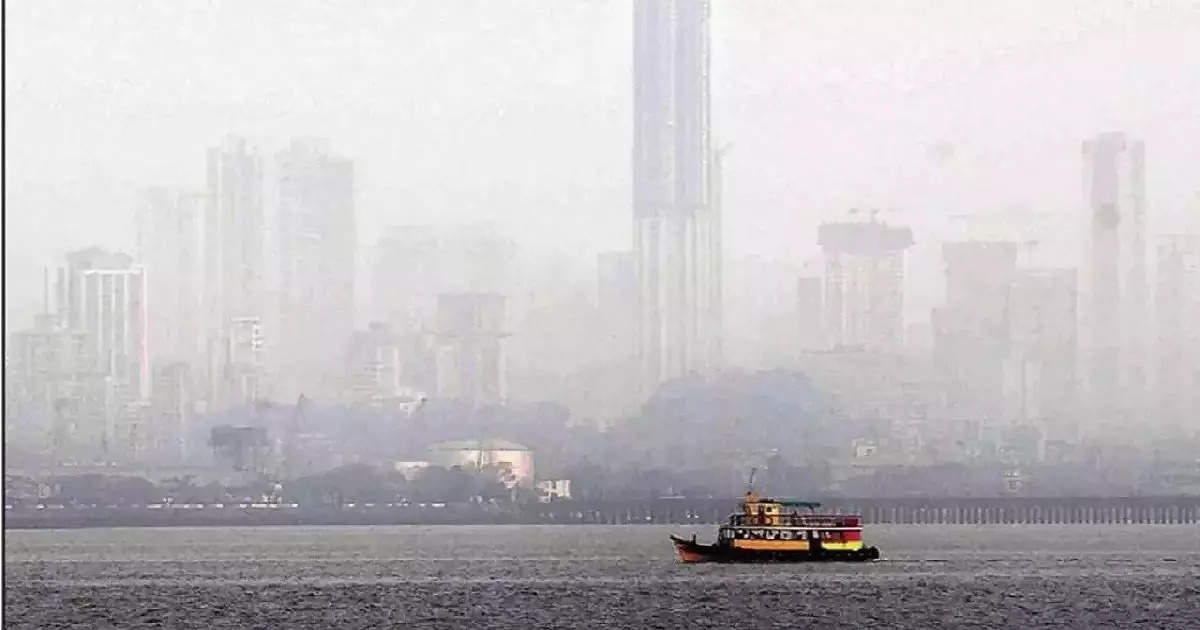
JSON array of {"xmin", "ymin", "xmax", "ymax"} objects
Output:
[{"xmin": 6, "ymin": 495, "xmax": 1199, "ymax": 529}]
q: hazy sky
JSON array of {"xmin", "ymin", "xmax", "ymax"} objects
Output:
[{"xmin": 7, "ymin": 0, "xmax": 1200, "ymax": 326}]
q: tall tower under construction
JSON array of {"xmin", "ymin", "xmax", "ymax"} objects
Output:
[
  {"xmin": 633, "ymin": 0, "xmax": 722, "ymax": 395},
  {"xmin": 1080, "ymin": 132, "xmax": 1147, "ymax": 424}
]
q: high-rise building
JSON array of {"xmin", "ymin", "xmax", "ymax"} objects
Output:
[
  {"xmin": 370, "ymin": 224, "xmax": 516, "ymax": 396},
  {"xmin": 206, "ymin": 137, "xmax": 266, "ymax": 406},
  {"xmin": 818, "ymin": 221, "xmax": 914, "ymax": 352},
  {"xmin": 271, "ymin": 138, "xmax": 355, "ymax": 398},
  {"xmin": 633, "ymin": 0, "xmax": 722, "ymax": 394},
  {"xmin": 136, "ymin": 188, "xmax": 206, "ymax": 373},
  {"xmin": 224, "ymin": 316, "xmax": 264, "ymax": 405},
  {"xmin": 1007, "ymin": 268, "xmax": 1078, "ymax": 438},
  {"xmin": 434, "ymin": 293, "xmax": 508, "ymax": 407},
  {"xmin": 73, "ymin": 255, "xmax": 151, "ymax": 401},
  {"xmin": 206, "ymin": 137, "xmax": 265, "ymax": 328},
  {"xmin": 51, "ymin": 248, "xmax": 150, "ymax": 459},
  {"xmin": 1154, "ymin": 234, "xmax": 1200, "ymax": 431},
  {"xmin": 1080, "ymin": 132, "xmax": 1147, "ymax": 424},
  {"xmin": 934, "ymin": 241, "xmax": 1017, "ymax": 423},
  {"xmin": 56, "ymin": 248, "xmax": 134, "ymax": 330},
  {"xmin": 5, "ymin": 313, "xmax": 88, "ymax": 455},
  {"xmin": 346, "ymin": 322, "xmax": 427, "ymax": 413}
]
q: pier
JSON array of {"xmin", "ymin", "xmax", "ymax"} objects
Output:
[
  {"xmin": 532, "ymin": 496, "xmax": 1200, "ymax": 526},
  {"xmin": 5, "ymin": 496, "xmax": 1199, "ymax": 528}
]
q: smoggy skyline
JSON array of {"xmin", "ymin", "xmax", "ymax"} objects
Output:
[{"xmin": 7, "ymin": 0, "xmax": 1200, "ymax": 329}]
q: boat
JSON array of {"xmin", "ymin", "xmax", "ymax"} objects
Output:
[{"xmin": 670, "ymin": 489, "xmax": 881, "ymax": 563}]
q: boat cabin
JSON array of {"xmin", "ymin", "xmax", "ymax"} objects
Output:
[{"xmin": 716, "ymin": 491, "xmax": 864, "ymax": 551}]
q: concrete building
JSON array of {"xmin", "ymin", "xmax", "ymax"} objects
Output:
[
  {"xmin": 1007, "ymin": 268, "xmax": 1079, "ymax": 440},
  {"xmin": 434, "ymin": 293, "xmax": 508, "ymax": 407},
  {"xmin": 76, "ymin": 262, "xmax": 151, "ymax": 401},
  {"xmin": 271, "ymin": 138, "xmax": 356, "ymax": 399},
  {"xmin": 633, "ymin": 0, "xmax": 722, "ymax": 395},
  {"xmin": 346, "ymin": 322, "xmax": 427, "ymax": 413},
  {"xmin": 370, "ymin": 224, "xmax": 515, "ymax": 396},
  {"xmin": 818, "ymin": 221, "xmax": 914, "ymax": 352},
  {"xmin": 935, "ymin": 241, "xmax": 1017, "ymax": 423},
  {"xmin": 46, "ymin": 248, "xmax": 151, "ymax": 460},
  {"xmin": 5, "ymin": 313, "xmax": 88, "ymax": 455},
  {"xmin": 225, "ymin": 316, "xmax": 264, "ymax": 406},
  {"xmin": 536, "ymin": 479, "xmax": 572, "ymax": 502},
  {"xmin": 206, "ymin": 137, "xmax": 265, "ymax": 335},
  {"xmin": 428, "ymin": 438, "xmax": 534, "ymax": 488},
  {"xmin": 206, "ymin": 137, "xmax": 266, "ymax": 407},
  {"xmin": 1079, "ymin": 132, "xmax": 1148, "ymax": 425},
  {"xmin": 56, "ymin": 248, "xmax": 135, "ymax": 330},
  {"xmin": 1154, "ymin": 234, "xmax": 1200, "ymax": 432}
]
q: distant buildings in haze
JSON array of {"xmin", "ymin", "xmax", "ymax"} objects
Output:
[{"xmin": 633, "ymin": 0, "xmax": 723, "ymax": 394}]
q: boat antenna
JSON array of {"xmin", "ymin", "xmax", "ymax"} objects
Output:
[{"xmin": 746, "ymin": 467, "xmax": 757, "ymax": 493}]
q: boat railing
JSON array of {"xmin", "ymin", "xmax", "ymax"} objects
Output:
[{"xmin": 728, "ymin": 513, "xmax": 861, "ymax": 528}]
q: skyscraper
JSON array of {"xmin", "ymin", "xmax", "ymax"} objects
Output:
[
  {"xmin": 633, "ymin": 0, "xmax": 722, "ymax": 394},
  {"xmin": 54, "ymin": 248, "xmax": 150, "ymax": 458},
  {"xmin": 206, "ymin": 137, "xmax": 265, "ymax": 328},
  {"xmin": 206, "ymin": 137, "xmax": 266, "ymax": 406},
  {"xmin": 818, "ymin": 221, "xmax": 914, "ymax": 352},
  {"xmin": 934, "ymin": 241, "xmax": 1017, "ymax": 423},
  {"xmin": 57, "ymin": 249, "xmax": 150, "ymax": 400},
  {"xmin": 271, "ymin": 138, "xmax": 356, "ymax": 398},
  {"xmin": 1080, "ymin": 132, "xmax": 1147, "ymax": 424},
  {"xmin": 1008, "ymin": 268, "xmax": 1078, "ymax": 438}
]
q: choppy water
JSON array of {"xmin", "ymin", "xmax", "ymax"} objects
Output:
[{"xmin": 5, "ymin": 524, "xmax": 1199, "ymax": 629}]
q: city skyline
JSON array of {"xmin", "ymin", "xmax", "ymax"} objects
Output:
[
  {"xmin": 8, "ymin": 1, "xmax": 1200, "ymax": 331},
  {"xmin": 5, "ymin": 1, "xmax": 1199, "ymax": 475},
  {"xmin": 7, "ymin": 6, "xmax": 1200, "ymax": 626}
]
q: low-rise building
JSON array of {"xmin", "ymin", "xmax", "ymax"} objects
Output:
[
  {"xmin": 427, "ymin": 438, "xmax": 533, "ymax": 488},
  {"xmin": 535, "ymin": 479, "xmax": 572, "ymax": 502}
]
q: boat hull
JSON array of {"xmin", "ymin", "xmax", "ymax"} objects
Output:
[{"xmin": 670, "ymin": 535, "xmax": 880, "ymax": 563}]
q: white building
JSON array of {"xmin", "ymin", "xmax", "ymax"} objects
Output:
[
  {"xmin": 535, "ymin": 479, "xmax": 572, "ymax": 502},
  {"xmin": 428, "ymin": 439, "xmax": 533, "ymax": 488}
]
